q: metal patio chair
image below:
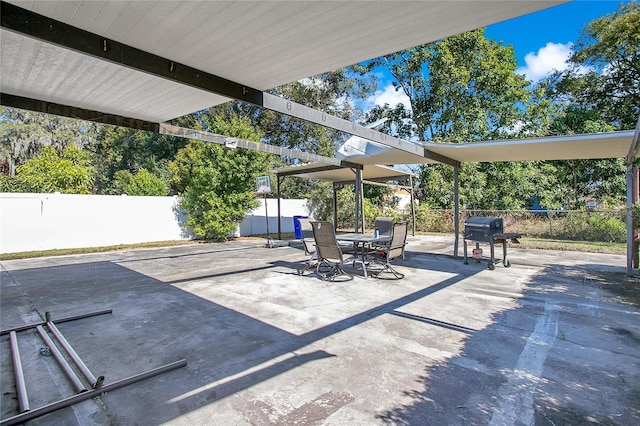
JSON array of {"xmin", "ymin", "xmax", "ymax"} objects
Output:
[
  {"xmin": 297, "ymin": 218, "xmax": 317, "ymax": 276},
  {"xmin": 370, "ymin": 221, "xmax": 408, "ymax": 279},
  {"xmin": 375, "ymin": 217, "xmax": 394, "ymax": 237},
  {"xmin": 368, "ymin": 216, "xmax": 395, "ymax": 255},
  {"xmin": 311, "ymin": 221, "xmax": 354, "ymax": 282}
]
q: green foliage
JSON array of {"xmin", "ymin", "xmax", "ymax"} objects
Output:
[
  {"xmin": 113, "ymin": 169, "xmax": 169, "ymax": 196},
  {"xmin": 1, "ymin": 107, "xmax": 99, "ymax": 177},
  {"xmin": 13, "ymin": 146, "xmax": 94, "ymax": 194},
  {"xmin": 169, "ymin": 115, "xmax": 270, "ymax": 240},
  {"xmin": 92, "ymin": 126, "xmax": 183, "ymax": 194},
  {"xmin": 360, "ymin": 29, "xmax": 561, "ymax": 210},
  {"xmin": 545, "ymin": 2, "xmax": 639, "ymax": 130},
  {"xmin": 363, "ymin": 29, "xmax": 553, "ymax": 142},
  {"xmin": 552, "ymin": 211, "xmax": 626, "ymax": 243},
  {"xmin": 305, "ymin": 181, "xmax": 335, "ymax": 221},
  {"xmin": 544, "ymin": 107, "xmax": 625, "ymax": 208},
  {"xmin": 414, "ymin": 205, "xmax": 455, "ymax": 233}
]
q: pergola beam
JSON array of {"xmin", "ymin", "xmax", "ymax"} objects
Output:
[
  {"xmin": 159, "ymin": 124, "xmax": 345, "ymax": 165},
  {"xmin": 0, "ymin": 93, "xmax": 159, "ymax": 132}
]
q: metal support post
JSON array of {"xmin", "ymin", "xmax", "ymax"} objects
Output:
[
  {"xmin": 627, "ymin": 164, "xmax": 634, "ymax": 276},
  {"xmin": 277, "ymin": 175, "xmax": 282, "ymax": 240},
  {"xmin": 354, "ymin": 168, "xmax": 362, "ymax": 232},
  {"xmin": 332, "ymin": 183, "xmax": 338, "ymax": 230},
  {"xmin": 409, "ymin": 175, "xmax": 416, "ymax": 236},
  {"xmin": 453, "ymin": 165, "xmax": 460, "ymax": 258}
]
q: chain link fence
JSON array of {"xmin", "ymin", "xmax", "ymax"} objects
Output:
[{"xmin": 410, "ymin": 208, "xmax": 628, "ymax": 243}]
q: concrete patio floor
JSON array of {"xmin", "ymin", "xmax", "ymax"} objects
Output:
[{"xmin": 1, "ymin": 235, "xmax": 639, "ymax": 425}]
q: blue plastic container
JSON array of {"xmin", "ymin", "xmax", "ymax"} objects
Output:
[{"xmin": 293, "ymin": 215, "xmax": 309, "ymax": 239}]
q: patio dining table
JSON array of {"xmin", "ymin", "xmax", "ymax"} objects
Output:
[{"xmin": 336, "ymin": 233, "xmax": 392, "ymax": 279}]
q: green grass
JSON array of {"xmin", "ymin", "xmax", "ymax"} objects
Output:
[
  {"xmin": 0, "ymin": 240, "xmax": 198, "ymax": 261},
  {"xmin": 516, "ymin": 237, "xmax": 627, "ymax": 255}
]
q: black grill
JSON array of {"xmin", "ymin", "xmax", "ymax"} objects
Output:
[
  {"xmin": 463, "ymin": 216, "xmax": 521, "ymax": 270},
  {"xmin": 464, "ymin": 217, "xmax": 503, "ymax": 242}
]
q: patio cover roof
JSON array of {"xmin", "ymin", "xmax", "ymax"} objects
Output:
[
  {"xmin": 335, "ymin": 131, "xmax": 636, "ymax": 166},
  {"xmin": 1, "ymin": 0, "xmax": 565, "ymax": 124},
  {"xmin": 273, "ymin": 163, "xmax": 414, "ymax": 185}
]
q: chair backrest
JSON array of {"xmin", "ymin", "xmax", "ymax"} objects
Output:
[
  {"xmin": 298, "ymin": 218, "xmax": 315, "ymax": 255},
  {"xmin": 311, "ymin": 221, "xmax": 343, "ymax": 263},
  {"xmin": 387, "ymin": 221, "xmax": 408, "ymax": 260},
  {"xmin": 375, "ymin": 217, "xmax": 394, "ymax": 236}
]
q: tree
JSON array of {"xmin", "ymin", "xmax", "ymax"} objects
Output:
[
  {"xmin": 546, "ymin": 107, "xmax": 625, "ymax": 207},
  {"xmin": 557, "ymin": 1, "xmax": 639, "ymax": 130},
  {"xmin": 538, "ymin": 1, "xmax": 640, "ymax": 207},
  {"xmin": 359, "ymin": 29, "xmax": 559, "ymax": 209},
  {"xmin": 0, "ymin": 107, "xmax": 99, "ymax": 177},
  {"xmin": 112, "ymin": 169, "xmax": 169, "ymax": 196},
  {"xmin": 13, "ymin": 145, "xmax": 95, "ymax": 194},
  {"xmin": 92, "ymin": 126, "xmax": 186, "ymax": 194},
  {"xmin": 202, "ymin": 69, "xmax": 376, "ymax": 205},
  {"xmin": 169, "ymin": 115, "xmax": 271, "ymax": 240}
]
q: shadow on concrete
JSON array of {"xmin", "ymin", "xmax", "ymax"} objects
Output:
[
  {"xmin": 1, "ymin": 248, "xmax": 477, "ymax": 424},
  {"xmin": 374, "ymin": 262, "xmax": 640, "ymax": 425}
]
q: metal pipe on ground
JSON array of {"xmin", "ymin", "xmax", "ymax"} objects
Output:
[
  {"xmin": 9, "ymin": 331, "xmax": 30, "ymax": 413},
  {"xmin": 0, "ymin": 309, "xmax": 113, "ymax": 336},
  {"xmin": 35, "ymin": 326, "xmax": 87, "ymax": 394},
  {"xmin": 0, "ymin": 359, "xmax": 187, "ymax": 426},
  {"xmin": 46, "ymin": 321, "xmax": 103, "ymax": 389}
]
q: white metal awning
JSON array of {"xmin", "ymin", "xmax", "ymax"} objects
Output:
[
  {"xmin": 335, "ymin": 131, "xmax": 636, "ymax": 165},
  {"xmin": 273, "ymin": 163, "xmax": 414, "ymax": 184}
]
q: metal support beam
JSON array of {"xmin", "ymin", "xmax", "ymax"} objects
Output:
[
  {"xmin": 160, "ymin": 124, "xmax": 348, "ymax": 166},
  {"xmin": 262, "ymin": 94, "xmax": 457, "ymax": 166},
  {"xmin": 1, "ymin": 1, "xmax": 456, "ymax": 167},
  {"xmin": 0, "ymin": 93, "xmax": 159, "ymax": 132}
]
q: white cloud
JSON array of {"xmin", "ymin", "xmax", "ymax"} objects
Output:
[
  {"xmin": 517, "ymin": 42, "xmax": 573, "ymax": 82},
  {"xmin": 365, "ymin": 83, "xmax": 412, "ymax": 111}
]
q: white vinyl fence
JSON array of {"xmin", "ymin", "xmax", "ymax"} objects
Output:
[{"xmin": 0, "ymin": 193, "xmax": 310, "ymax": 254}]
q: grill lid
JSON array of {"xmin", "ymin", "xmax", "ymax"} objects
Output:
[{"xmin": 464, "ymin": 217, "xmax": 503, "ymax": 229}]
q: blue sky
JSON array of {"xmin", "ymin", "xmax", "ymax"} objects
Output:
[{"xmin": 366, "ymin": 0, "xmax": 629, "ymax": 110}]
